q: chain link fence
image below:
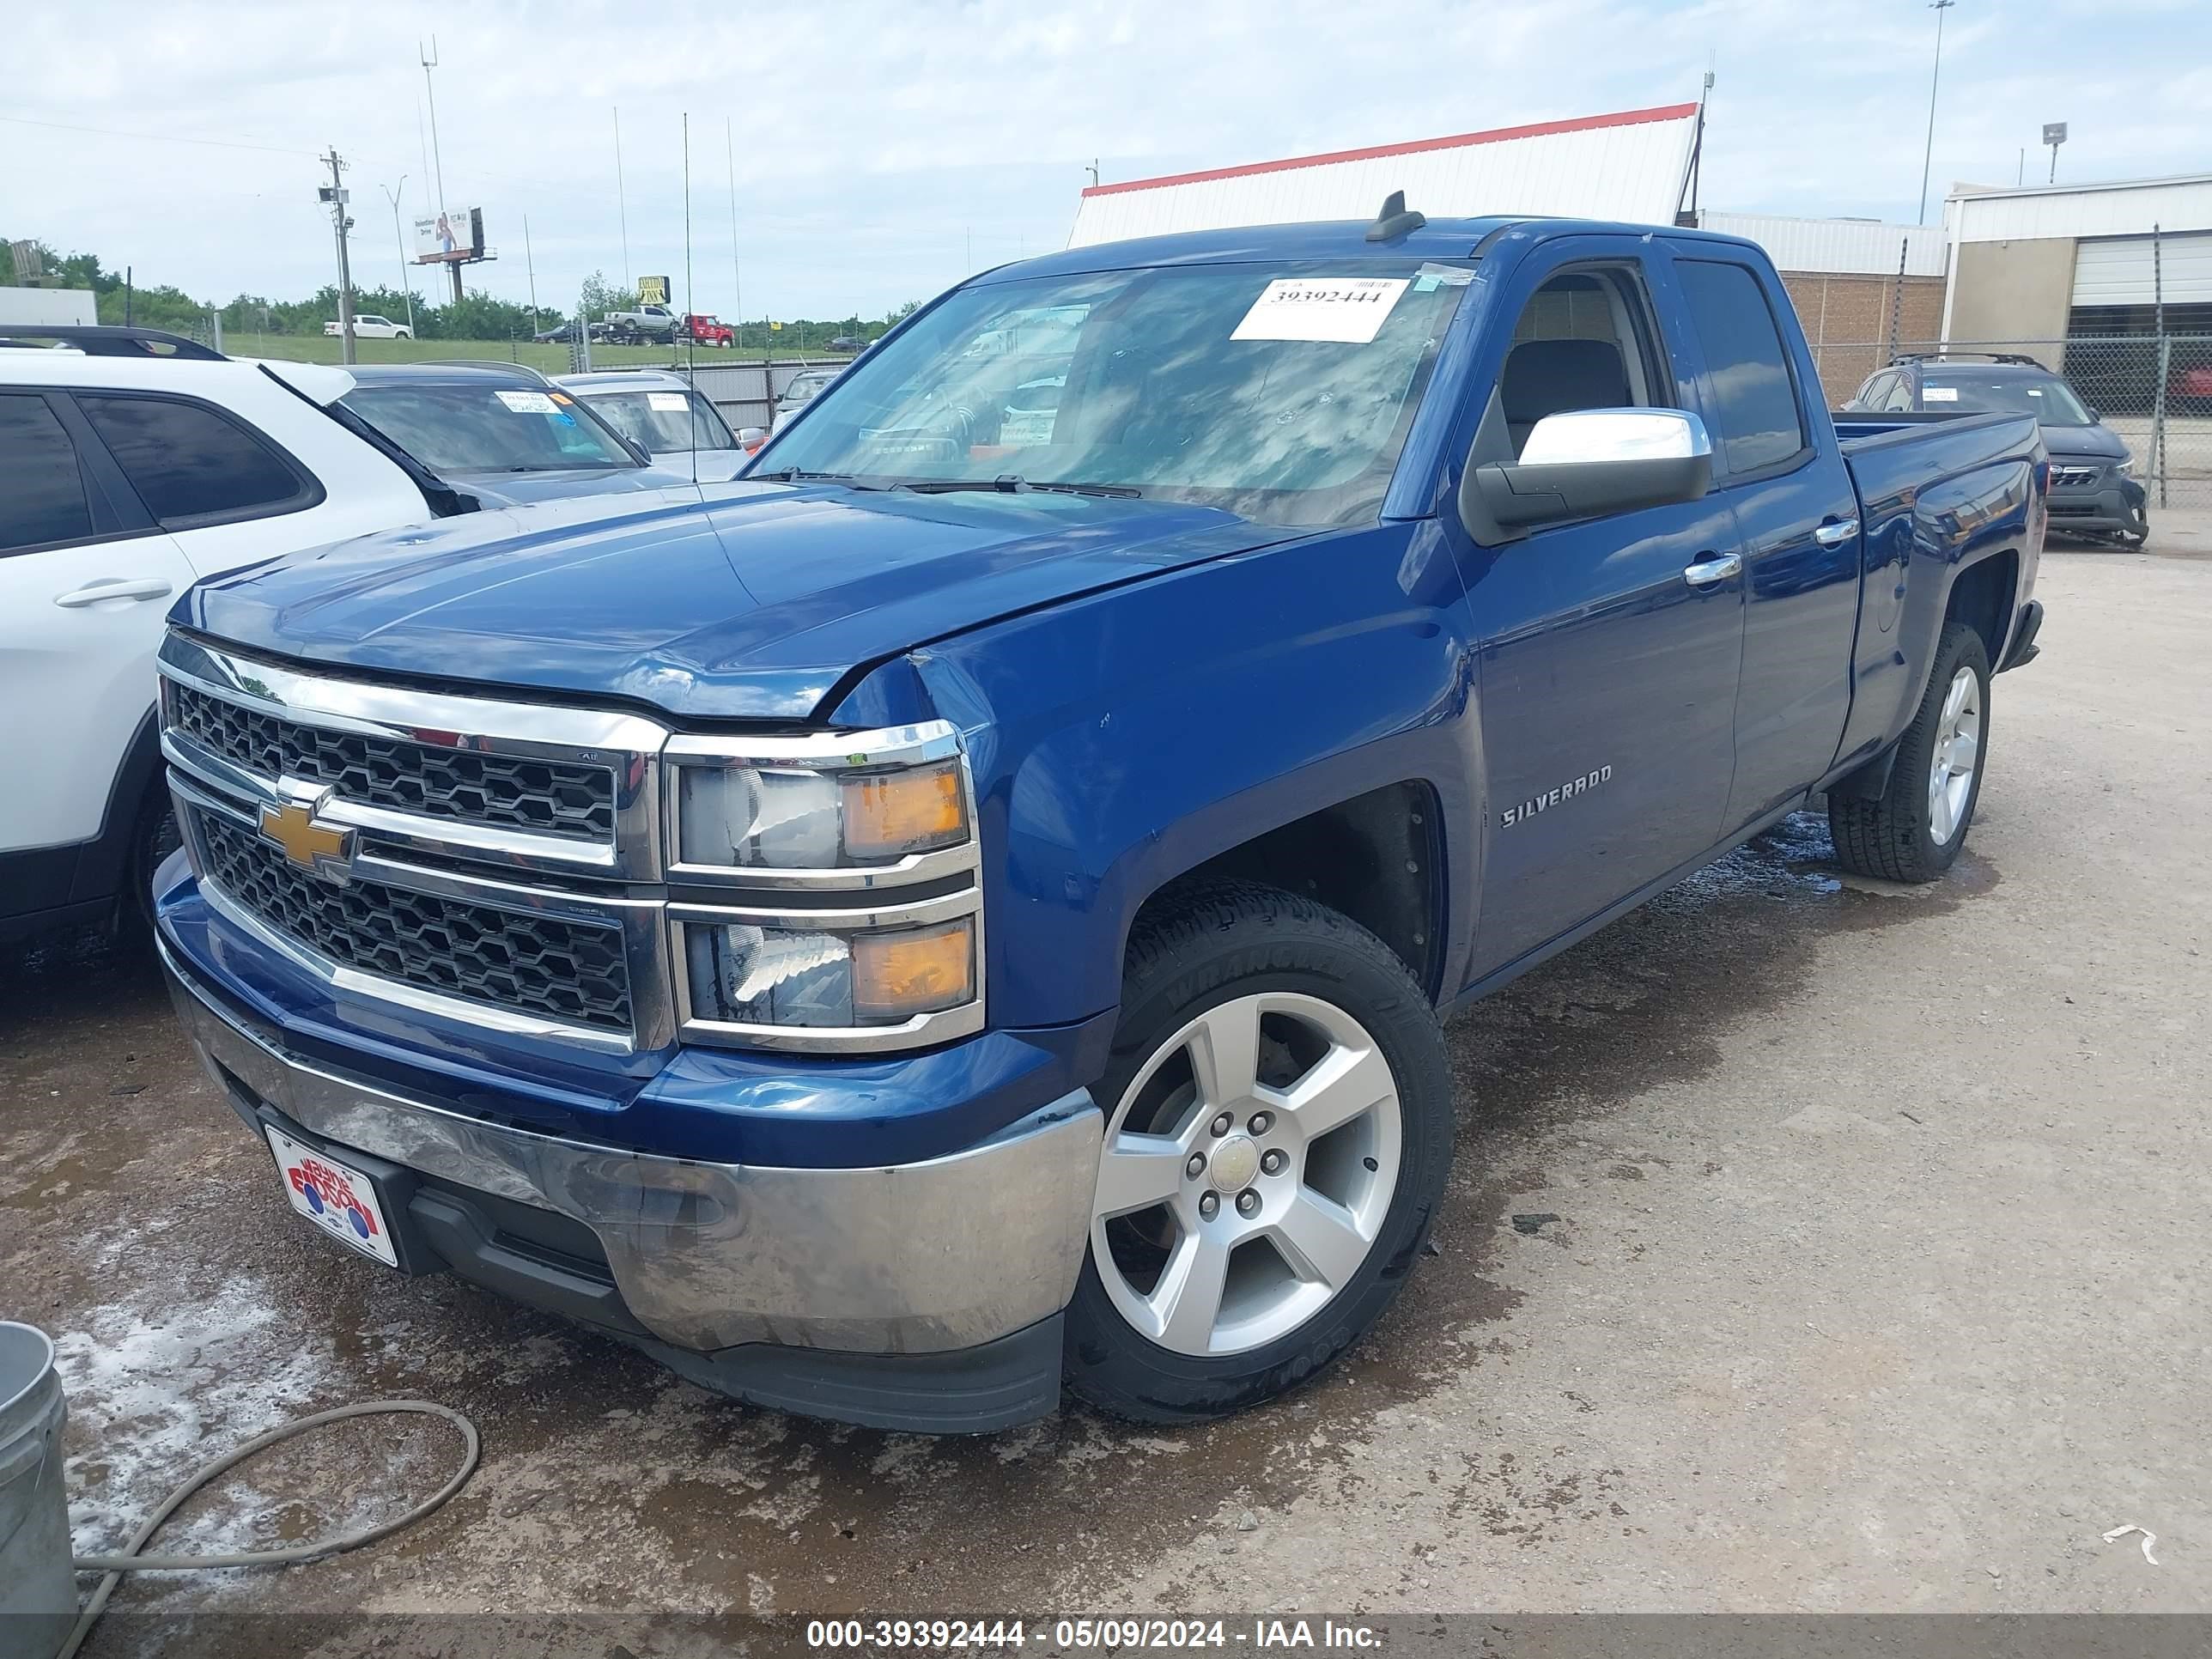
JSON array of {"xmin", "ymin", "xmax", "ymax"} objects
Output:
[{"xmin": 1811, "ymin": 336, "xmax": 2212, "ymax": 509}]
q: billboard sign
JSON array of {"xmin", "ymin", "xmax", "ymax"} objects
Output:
[
  {"xmin": 639, "ymin": 275, "xmax": 670, "ymax": 306},
  {"xmin": 413, "ymin": 207, "xmax": 485, "ymax": 264}
]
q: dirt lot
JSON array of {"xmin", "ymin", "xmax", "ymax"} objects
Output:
[{"xmin": 3, "ymin": 536, "xmax": 2208, "ymax": 1650}]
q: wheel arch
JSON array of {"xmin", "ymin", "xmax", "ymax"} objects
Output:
[
  {"xmin": 1126, "ymin": 781, "xmax": 1447, "ymax": 1001},
  {"xmin": 1942, "ymin": 546, "xmax": 2019, "ymax": 673}
]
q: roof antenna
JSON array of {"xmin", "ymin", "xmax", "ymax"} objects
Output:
[
  {"xmin": 683, "ymin": 111, "xmax": 699, "ymax": 490},
  {"xmin": 1365, "ymin": 190, "xmax": 1427, "ymax": 243}
]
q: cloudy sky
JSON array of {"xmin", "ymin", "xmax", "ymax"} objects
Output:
[{"xmin": 10, "ymin": 0, "xmax": 2210, "ymax": 322}]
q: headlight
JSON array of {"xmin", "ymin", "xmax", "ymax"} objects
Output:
[
  {"xmin": 664, "ymin": 721, "xmax": 985, "ymax": 1050},
  {"xmin": 666, "ymin": 725, "xmax": 970, "ymax": 872},
  {"xmin": 682, "ymin": 911, "xmax": 977, "ymax": 1030},
  {"xmin": 2116, "ymin": 458, "xmax": 2136, "ymax": 479}
]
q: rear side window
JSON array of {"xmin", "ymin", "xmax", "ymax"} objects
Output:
[
  {"xmin": 1675, "ymin": 260, "xmax": 1808, "ymax": 475},
  {"xmin": 76, "ymin": 394, "xmax": 315, "ymax": 526},
  {"xmin": 0, "ymin": 394, "xmax": 94, "ymax": 552}
]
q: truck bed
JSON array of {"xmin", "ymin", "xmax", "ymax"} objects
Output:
[{"xmin": 1826, "ymin": 410, "xmax": 2045, "ymax": 775}]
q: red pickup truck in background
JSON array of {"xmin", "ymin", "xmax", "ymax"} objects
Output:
[{"xmin": 677, "ymin": 313, "xmax": 735, "ymax": 348}]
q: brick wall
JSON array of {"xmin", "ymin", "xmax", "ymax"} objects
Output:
[{"xmin": 1779, "ymin": 272, "xmax": 1948, "ymax": 404}]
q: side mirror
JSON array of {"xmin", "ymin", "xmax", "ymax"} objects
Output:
[
  {"xmin": 735, "ymin": 427, "xmax": 768, "ymax": 455},
  {"xmin": 1467, "ymin": 408, "xmax": 1713, "ymax": 531}
]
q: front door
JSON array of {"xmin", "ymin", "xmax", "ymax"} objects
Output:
[{"xmin": 1454, "ymin": 248, "xmax": 1747, "ymax": 981}]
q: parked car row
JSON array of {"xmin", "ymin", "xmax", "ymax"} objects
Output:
[
  {"xmin": 0, "ymin": 327, "xmax": 732, "ymax": 946},
  {"xmin": 118, "ymin": 214, "xmax": 2045, "ymax": 1437}
]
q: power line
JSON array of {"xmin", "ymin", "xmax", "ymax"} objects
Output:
[{"xmin": 0, "ymin": 112, "xmax": 316, "ymax": 157}]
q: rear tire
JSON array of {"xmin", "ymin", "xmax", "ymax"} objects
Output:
[
  {"xmin": 1063, "ymin": 881, "xmax": 1452, "ymax": 1424},
  {"xmin": 1828, "ymin": 622, "xmax": 1990, "ymax": 883}
]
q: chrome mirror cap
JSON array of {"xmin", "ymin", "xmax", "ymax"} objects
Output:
[{"xmin": 1520, "ymin": 407, "xmax": 1712, "ymax": 467}]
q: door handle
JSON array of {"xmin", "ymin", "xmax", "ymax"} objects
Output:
[
  {"xmin": 1681, "ymin": 552, "xmax": 1743, "ymax": 587},
  {"xmin": 54, "ymin": 577, "xmax": 173, "ymax": 608},
  {"xmin": 1813, "ymin": 517, "xmax": 1861, "ymax": 546}
]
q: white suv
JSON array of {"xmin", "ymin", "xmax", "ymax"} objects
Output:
[{"xmin": 0, "ymin": 327, "xmax": 453, "ymax": 944}]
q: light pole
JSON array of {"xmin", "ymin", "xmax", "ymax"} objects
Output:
[
  {"xmin": 381, "ymin": 177, "xmax": 416, "ymax": 337},
  {"xmin": 1917, "ymin": 0, "xmax": 1956, "ymax": 225}
]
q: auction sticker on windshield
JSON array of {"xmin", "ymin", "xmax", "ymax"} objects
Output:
[
  {"xmin": 495, "ymin": 390, "xmax": 560, "ymax": 414},
  {"xmin": 647, "ymin": 392, "xmax": 690, "ymax": 412},
  {"xmin": 1232, "ymin": 277, "xmax": 1409, "ymax": 344},
  {"xmin": 265, "ymin": 1126, "xmax": 398, "ymax": 1267}
]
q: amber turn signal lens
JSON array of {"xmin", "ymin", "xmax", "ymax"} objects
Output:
[
  {"xmin": 841, "ymin": 761, "xmax": 967, "ymax": 860},
  {"xmin": 851, "ymin": 920, "xmax": 976, "ymax": 1020}
]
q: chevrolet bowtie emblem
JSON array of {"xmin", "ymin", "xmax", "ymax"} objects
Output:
[{"xmin": 258, "ymin": 793, "xmax": 356, "ymax": 882}]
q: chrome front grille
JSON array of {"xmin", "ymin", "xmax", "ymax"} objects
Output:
[
  {"xmin": 2051, "ymin": 465, "xmax": 2102, "ymax": 489},
  {"xmin": 192, "ymin": 808, "xmax": 634, "ymax": 1032},
  {"xmin": 157, "ymin": 632, "xmax": 983, "ymax": 1057},
  {"xmin": 168, "ymin": 680, "xmax": 617, "ymax": 842}
]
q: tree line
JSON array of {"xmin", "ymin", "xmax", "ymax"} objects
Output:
[{"xmin": 3, "ymin": 239, "xmax": 919, "ymax": 345}]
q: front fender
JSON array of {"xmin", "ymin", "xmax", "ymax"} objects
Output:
[{"xmin": 837, "ymin": 520, "xmax": 1481, "ymax": 1030}]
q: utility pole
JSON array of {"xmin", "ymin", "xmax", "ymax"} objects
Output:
[
  {"xmin": 614, "ymin": 106, "xmax": 632, "ymax": 292},
  {"xmin": 524, "ymin": 215, "xmax": 541, "ymax": 334},
  {"xmin": 322, "ymin": 148, "xmax": 357, "ymax": 365},
  {"xmin": 726, "ymin": 116, "xmax": 742, "ymax": 351},
  {"xmin": 1917, "ymin": 0, "xmax": 1955, "ymax": 225},
  {"xmin": 419, "ymin": 39, "xmax": 447, "ymax": 207},
  {"xmin": 381, "ymin": 177, "xmax": 416, "ymax": 337},
  {"xmin": 420, "ymin": 38, "xmax": 460, "ymax": 305}
]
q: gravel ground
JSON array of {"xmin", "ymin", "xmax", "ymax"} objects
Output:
[{"xmin": 3, "ymin": 538, "xmax": 2206, "ymax": 1653}]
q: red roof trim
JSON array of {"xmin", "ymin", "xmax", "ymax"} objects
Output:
[{"xmin": 1079, "ymin": 103, "xmax": 1701, "ymax": 198}]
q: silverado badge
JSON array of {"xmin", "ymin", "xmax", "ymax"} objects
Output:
[{"xmin": 1499, "ymin": 765, "xmax": 1613, "ymax": 829}]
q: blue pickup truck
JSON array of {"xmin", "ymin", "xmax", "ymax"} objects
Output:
[{"xmin": 152, "ymin": 210, "xmax": 2045, "ymax": 1432}]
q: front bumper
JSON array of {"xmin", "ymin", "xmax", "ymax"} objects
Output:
[
  {"xmin": 2045, "ymin": 477, "xmax": 2148, "ymax": 538},
  {"xmin": 163, "ymin": 940, "xmax": 1103, "ymax": 1431}
]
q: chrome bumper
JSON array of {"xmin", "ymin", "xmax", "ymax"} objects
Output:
[{"xmin": 163, "ymin": 944, "xmax": 1102, "ymax": 1356}]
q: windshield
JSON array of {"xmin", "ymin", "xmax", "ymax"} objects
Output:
[
  {"xmin": 1921, "ymin": 374, "xmax": 2093, "ymax": 426},
  {"xmin": 580, "ymin": 387, "xmax": 736, "ymax": 454},
  {"xmin": 781, "ymin": 371, "xmax": 837, "ymax": 407},
  {"xmin": 340, "ymin": 383, "xmax": 636, "ymax": 472},
  {"xmin": 755, "ymin": 260, "xmax": 1473, "ymax": 527}
]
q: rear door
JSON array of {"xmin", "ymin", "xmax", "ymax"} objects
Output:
[
  {"xmin": 1662, "ymin": 250, "xmax": 1863, "ymax": 831},
  {"xmin": 0, "ymin": 392, "xmax": 194, "ymax": 856},
  {"xmin": 1451, "ymin": 239, "xmax": 1747, "ymax": 979}
]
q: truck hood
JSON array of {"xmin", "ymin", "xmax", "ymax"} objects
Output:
[{"xmin": 178, "ymin": 481, "xmax": 1289, "ymax": 721}]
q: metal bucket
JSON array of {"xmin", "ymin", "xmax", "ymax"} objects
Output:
[{"xmin": 0, "ymin": 1322, "xmax": 76, "ymax": 1659}]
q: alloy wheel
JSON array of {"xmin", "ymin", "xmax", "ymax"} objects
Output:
[{"xmin": 1090, "ymin": 992, "xmax": 1402, "ymax": 1357}]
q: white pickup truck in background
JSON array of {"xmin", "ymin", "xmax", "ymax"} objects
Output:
[{"xmin": 324, "ymin": 314, "xmax": 413, "ymax": 340}]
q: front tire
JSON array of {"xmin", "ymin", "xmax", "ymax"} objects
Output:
[
  {"xmin": 1064, "ymin": 882, "xmax": 1452, "ymax": 1424},
  {"xmin": 1828, "ymin": 621, "xmax": 1990, "ymax": 883}
]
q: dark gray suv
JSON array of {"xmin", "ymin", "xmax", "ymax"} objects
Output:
[{"xmin": 1847, "ymin": 355, "xmax": 2148, "ymax": 547}]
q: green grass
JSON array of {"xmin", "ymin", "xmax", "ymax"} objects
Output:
[{"xmin": 219, "ymin": 334, "xmax": 845, "ymax": 373}]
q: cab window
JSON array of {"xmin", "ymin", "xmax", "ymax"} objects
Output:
[{"xmin": 1498, "ymin": 267, "xmax": 1669, "ymax": 458}]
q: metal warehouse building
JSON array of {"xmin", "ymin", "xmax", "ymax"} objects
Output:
[
  {"xmin": 1942, "ymin": 173, "xmax": 2212, "ymax": 345},
  {"xmin": 1066, "ymin": 103, "xmax": 1703, "ymax": 247}
]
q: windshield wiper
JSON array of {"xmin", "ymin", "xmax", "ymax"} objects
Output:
[
  {"xmin": 895, "ymin": 477, "xmax": 1143, "ymax": 499},
  {"xmin": 751, "ymin": 467, "xmax": 858, "ymax": 483}
]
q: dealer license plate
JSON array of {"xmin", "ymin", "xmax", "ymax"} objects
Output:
[{"xmin": 264, "ymin": 1126, "xmax": 398, "ymax": 1268}]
